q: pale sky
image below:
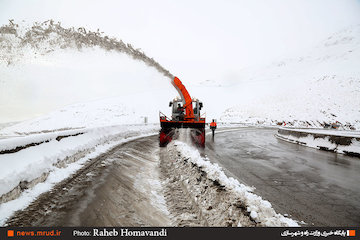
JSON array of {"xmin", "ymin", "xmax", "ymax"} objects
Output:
[
  {"xmin": 1, "ymin": 0, "xmax": 360, "ymax": 81},
  {"xmin": 0, "ymin": 0, "xmax": 360, "ymax": 123}
]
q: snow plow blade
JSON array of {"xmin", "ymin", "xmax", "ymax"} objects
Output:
[{"xmin": 159, "ymin": 119, "xmax": 205, "ymax": 147}]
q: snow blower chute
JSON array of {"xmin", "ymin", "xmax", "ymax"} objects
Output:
[{"xmin": 159, "ymin": 77, "xmax": 206, "ymax": 147}]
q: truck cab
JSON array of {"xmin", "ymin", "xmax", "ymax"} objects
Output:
[{"xmin": 169, "ymin": 97, "xmax": 203, "ymax": 121}]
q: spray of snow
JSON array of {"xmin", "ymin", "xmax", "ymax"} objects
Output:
[
  {"xmin": 0, "ymin": 20, "xmax": 179, "ymax": 126},
  {"xmin": 0, "ymin": 20, "xmax": 173, "ymax": 79}
]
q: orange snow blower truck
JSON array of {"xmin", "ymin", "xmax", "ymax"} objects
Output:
[{"xmin": 159, "ymin": 77, "xmax": 205, "ymax": 147}]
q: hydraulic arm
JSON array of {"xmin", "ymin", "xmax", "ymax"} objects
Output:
[
  {"xmin": 171, "ymin": 77, "xmax": 194, "ymax": 120},
  {"xmin": 159, "ymin": 76, "xmax": 206, "ymax": 147}
]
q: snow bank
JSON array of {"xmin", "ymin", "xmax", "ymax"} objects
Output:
[
  {"xmin": 0, "ymin": 128, "xmax": 85, "ymax": 152},
  {"xmin": 0, "ymin": 124, "xmax": 158, "ymax": 204},
  {"xmin": 173, "ymin": 141, "xmax": 299, "ymax": 227},
  {"xmin": 276, "ymin": 127, "xmax": 360, "ymax": 157},
  {"xmin": 279, "ymin": 128, "xmax": 360, "ymax": 138},
  {"xmin": 0, "ymin": 129, "xmax": 157, "ymax": 226}
]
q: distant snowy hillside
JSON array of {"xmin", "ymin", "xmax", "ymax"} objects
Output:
[
  {"xmin": 0, "ymin": 97, "xmax": 150, "ymax": 135},
  {"xmin": 220, "ymin": 25, "xmax": 360, "ymax": 129}
]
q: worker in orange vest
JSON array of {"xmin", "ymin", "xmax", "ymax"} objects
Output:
[{"xmin": 210, "ymin": 119, "xmax": 217, "ymax": 138}]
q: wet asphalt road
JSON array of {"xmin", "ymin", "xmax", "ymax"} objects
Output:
[{"xmin": 203, "ymin": 127, "xmax": 360, "ymax": 226}]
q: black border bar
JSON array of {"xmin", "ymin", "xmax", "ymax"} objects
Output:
[{"xmin": 0, "ymin": 227, "xmax": 358, "ymax": 240}]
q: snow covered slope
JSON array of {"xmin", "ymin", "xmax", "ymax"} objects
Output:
[
  {"xmin": 220, "ymin": 25, "xmax": 360, "ymax": 129},
  {"xmin": 0, "ymin": 97, "xmax": 148, "ymax": 135}
]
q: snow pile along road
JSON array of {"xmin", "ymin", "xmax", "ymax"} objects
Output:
[
  {"xmin": 276, "ymin": 127, "xmax": 360, "ymax": 157},
  {"xmin": 0, "ymin": 128, "xmax": 85, "ymax": 153},
  {"xmin": 163, "ymin": 140, "xmax": 299, "ymax": 227},
  {"xmin": 0, "ymin": 124, "xmax": 159, "ymax": 225}
]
